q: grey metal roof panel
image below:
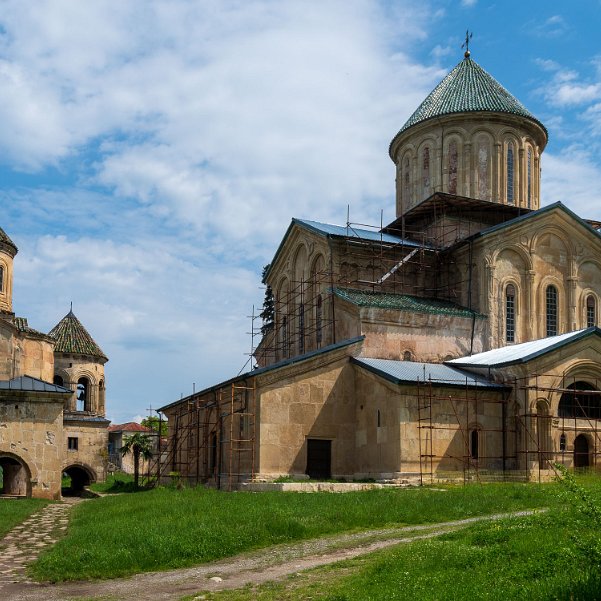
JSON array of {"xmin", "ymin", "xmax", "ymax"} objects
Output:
[
  {"xmin": 158, "ymin": 336, "xmax": 366, "ymax": 412},
  {"xmin": 0, "ymin": 375, "xmax": 72, "ymax": 393},
  {"xmin": 353, "ymin": 357, "xmax": 506, "ymax": 389},
  {"xmin": 63, "ymin": 414, "xmax": 111, "ymax": 423},
  {"xmin": 294, "ymin": 219, "xmax": 425, "ymax": 247},
  {"xmin": 447, "ymin": 328, "xmax": 601, "ymax": 368}
]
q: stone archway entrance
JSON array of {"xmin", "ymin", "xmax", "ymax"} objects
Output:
[
  {"xmin": 574, "ymin": 434, "xmax": 590, "ymax": 468},
  {"xmin": 0, "ymin": 453, "xmax": 31, "ymax": 497},
  {"xmin": 62, "ymin": 464, "xmax": 95, "ymax": 496}
]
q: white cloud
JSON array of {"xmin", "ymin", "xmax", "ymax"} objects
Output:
[{"xmin": 461, "ymin": 0, "xmax": 477, "ymax": 7}]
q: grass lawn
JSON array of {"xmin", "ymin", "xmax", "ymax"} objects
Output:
[
  {"xmin": 31, "ymin": 481, "xmax": 564, "ymax": 582},
  {"xmin": 191, "ymin": 507, "xmax": 601, "ymax": 601},
  {"xmin": 89, "ymin": 472, "xmax": 135, "ymax": 494},
  {"xmin": 0, "ymin": 498, "xmax": 49, "ymax": 539}
]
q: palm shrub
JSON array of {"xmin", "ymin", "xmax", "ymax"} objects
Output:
[{"xmin": 120, "ymin": 433, "xmax": 154, "ymax": 488}]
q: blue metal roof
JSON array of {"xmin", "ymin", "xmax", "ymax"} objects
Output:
[
  {"xmin": 447, "ymin": 327, "xmax": 601, "ymax": 368},
  {"xmin": 353, "ymin": 357, "xmax": 506, "ymax": 389},
  {"xmin": 0, "ymin": 375, "xmax": 72, "ymax": 394},
  {"xmin": 294, "ymin": 219, "xmax": 424, "ymax": 247}
]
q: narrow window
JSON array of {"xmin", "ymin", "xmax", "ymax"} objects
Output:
[
  {"xmin": 316, "ymin": 295, "xmax": 323, "ymax": 346},
  {"xmin": 282, "ymin": 316, "xmax": 288, "ymax": 358},
  {"xmin": 448, "ymin": 141, "xmax": 458, "ymax": 194},
  {"xmin": 68, "ymin": 437, "xmax": 78, "ymax": 451},
  {"xmin": 587, "ymin": 295, "xmax": 596, "ymax": 328},
  {"xmin": 527, "ymin": 148, "xmax": 532, "ymax": 208},
  {"xmin": 477, "ymin": 139, "xmax": 489, "ymax": 200},
  {"xmin": 377, "ymin": 409, "xmax": 381, "ymax": 428},
  {"xmin": 0, "ymin": 265, "xmax": 3, "ymax": 292},
  {"xmin": 506, "ymin": 284, "xmax": 516, "ymax": 343},
  {"xmin": 507, "ymin": 142, "xmax": 515, "ymax": 204},
  {"xmin": 403, "ymin": 157, "xmax": 410, "ymax": 206},
  {"xmin": 470, "ymin": 430, "xmax": 479, "ymax": 459},
  {"xmin": 298, "ymin": 303, "xmax": 305, "ymax": 354},
  {"xmin": 546, "ymin": 285, "xmax": 558, "ymax": 336},
  {"xmin": 422, "ymin": 147, "xmax": 430, "ymax": 199},
  {"xmin": 77, "ymin": 378, "xmax": 89, "ymax": 411},
  {"xmin": 559, "ymin": 433, "xmax": 566, "ymax": 452},
  {"xmin": 53, "ymin": 375, "xmax": 64, "ymax": 387}
]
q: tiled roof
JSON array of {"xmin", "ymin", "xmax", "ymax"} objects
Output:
[
  {"xmin": 0, "ymin": 226, "xmax": 17, "ymax": 254},
  {"xmin": 14, "ymin": 317, "xmax": 50, "ymax": 339},
  {"xmin": 391, "ymin": 56, "xmax": 546, "ymax": 147},
  {"xmin": 353, "ymin": 357, "xmax": 506, "ymax": 390},
  {"xmin": 0, "ymin": 375, "xmax": 71, "ymax": 393},
  {"xmin": 334, "ymin": 288, "xmax": 483, "ymax": 319},
  {"xmin": 48, "ymin": 310, "xmax": 108, "ymax": 361},
  {"xmin": 447, "ymin": 327, "xmax": 601, "ymax": 368},
  {"xmin": 108, "ymin": 422, "xmax": 152, "ymax": 433}
]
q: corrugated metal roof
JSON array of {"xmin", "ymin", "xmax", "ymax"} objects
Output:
[
  {"xmin": 353, "ymin": 357, "xmax": 505, "ymax": 389},
  {"xmin": 335, "ymin": 288, "xmax": 483, "ymax": 319},
  {"xmin": 294, "ymin": 219, "xmax": 426, "ymax": 247},
  {"xmin": 0, "ymin": 375, "xmax": 72, "ymax": 393},
  {"xmin": 447, "ymin": 328, "xmax": 600, "ymax": 368},
  {"xmin": 48, "ymin": 310, "xmax": 108, "ymax": 361},
  {"xmin": 63, "ymin": 414, "xmax": 111, "ymax": 423},
  {"xmin": 391, "ymin": 56, "xmax": 546, "ymax": 151}
]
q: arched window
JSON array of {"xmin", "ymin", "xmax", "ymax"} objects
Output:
[
  {"xmin": 559, "ymin": 382, "xmax": 601, "ymax": 419},
  {"xmin": 403, "ymin": 350, "xmax": 413, "ymax": 362},
  {"xmin": 298, "ymin": 303, "xmax": 305, "ymax": 354},
  {"xmin": 448, "ymin": 141, "xmax": 458, "ymax": 195},
  {"xmin": 53, "ymin": 375, "xmax": 64, "ymax": 387},
  {"xmin": 470, "ymin": 430, "xmax": 479, "ymax": 460},
  {"xmin": 546, "ymin": 285, "xmax": 558, "ymax": 336},
  {"xmin": 559, "ymin": 432, "xmax": 567, "ymax": 452},
  {"xmin": 587, "ymin": 295, "xmax": 596, "ymax": 328},
  {"xmin": 377, "ymin": 409, "xmax": 381, "ymax": 428},
  {"xmin": 315, "ymin": 295, "xmax": 323, "ymax": 346},
  {"xmin": 527, "ymin": 148, "xmax": 532, "ymax": 208},
  {"xmin": 477, "ymin": 138, "xmax": 490, "ymax": 200},
  {"xmin": 506, "ymin": 142, "xmax": 515, "ymax": 204},
  {"xmin": 0, "ymin": 265, "xmax": 3, "ymax": 292},
  {"xmin": 77, "ymin": 377, "xmax": 90, "ymax": 412},
  {"xmin": 505, "ymin": 284, "xmax": 516, "ymax": 343},
  {"xmin": 403, "ymin": 157, "xmax": 411, "ymax": 205},
  {"xmin": 422, "ymin": 147, "xmax": 431, "ymax": 199}
]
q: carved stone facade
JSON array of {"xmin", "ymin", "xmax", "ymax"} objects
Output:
[
  {"xmin": 161, "ymin": 53, "xmax": 601, "ymax": 487},
  {"xmin": 0, "ymin": 228, "xmax": 110, "ymax": 499}
]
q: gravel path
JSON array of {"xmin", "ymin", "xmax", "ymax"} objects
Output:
[{"xmin": 0, "ymin": 508, "xmax": 544, "ymax": 601}]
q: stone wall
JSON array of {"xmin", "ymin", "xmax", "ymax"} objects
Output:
[{"xmin": 63, "ymin": 418, "xmax": 108, "ymax": 483}]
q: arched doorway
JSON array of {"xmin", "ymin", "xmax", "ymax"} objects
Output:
[
  {"xmin": 62, "ymin": 464, "xmax": 95, "ymax": 496},
  {"xmin": 574, "ymin": 434, "xmax": 590, "ymax": 468},
  {"xmin": 0, "ymin": 453, "xmax": 31, "ymax": 497}
]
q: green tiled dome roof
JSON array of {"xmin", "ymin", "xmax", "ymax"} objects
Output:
[
  {"xmin": 48, "ymin": 310, "xmax": 108, "ymax": 361},
  {"xmin": 0, "ymin": 226, "xmax": 17, "ymax": 255},
  {"xmin": 391, "ymin": 56, "xmax": 547, "ymax": 147}
]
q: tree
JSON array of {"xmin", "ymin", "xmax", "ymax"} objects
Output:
[
  {"xmin": 120, "ymin": 433, "xmax": 154, "ymax": 488},
  {"xmin": 260, "ymin": 264, "xmax": 274, "ymax": 336},
  {"xmin": 141, "ymin": 416, "xmax": 168, "ymax": 436}
]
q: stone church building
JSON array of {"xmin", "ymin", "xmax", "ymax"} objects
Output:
[
  {"xmin": 158, "ymin": 51, "xmax": 601, "ymax": 488},
  {"xmin": 0, "ymin": 229, "xmax": 109, "ymax": 499}
]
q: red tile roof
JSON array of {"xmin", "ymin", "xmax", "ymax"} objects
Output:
[{"xmin": 108, "ymin": 422, "xmax": 152, "ymax": 433}]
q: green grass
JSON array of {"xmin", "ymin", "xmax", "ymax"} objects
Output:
[
  {"xmin": 191, "ymin": 508, "xmax": 601, "ymax": 601},
  {"xmin": 89, "ymin": 472, "xmax": 136, "ymax": 494},
  {"xmin": 31, "ymin": 481, "xmax": 562, "ymax": 582},
  {"xmin": 0, "ymin": 498, "xmax": 49, "ymax": 539}
]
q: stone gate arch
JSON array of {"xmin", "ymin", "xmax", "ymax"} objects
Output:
[{"xmin": 0, "ymin": 452, "xmax": 32, "ymax": 497}]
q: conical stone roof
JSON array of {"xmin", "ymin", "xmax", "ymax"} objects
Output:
[
  {"xmin": 0, "ymin": 226, "xmax": 18, "ymax": 256},
  {"xmin": 391, "ymin": 55, "xmax": 547, "ymax": 151},
  {"xmin": 48, "ymin": 310, "xmax": 108, "ymax": 362}
]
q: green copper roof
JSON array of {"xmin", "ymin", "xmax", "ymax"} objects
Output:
[
  {"xmin": 334, "ymin": 288, "xmax": 484, "ymax": 319},
  {"xmin": 0, "ymin": 226, "xmax": 17, "ymax": 255},
  {"xmin": 48, "ymin": 310, "xmax": 108, "ymax": 361},
  {"xmin": 391, "ymin": 56, "xmax": 547, "ymax": 144}
]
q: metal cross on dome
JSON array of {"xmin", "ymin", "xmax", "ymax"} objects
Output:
[{"xmin": 462, "ymin": 30, "xmax": 473, "ymax": 57}]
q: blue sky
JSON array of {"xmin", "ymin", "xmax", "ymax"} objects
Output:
[{"xmin": 1, "ymin": 1, "xmax": 601, "ymax": 423}]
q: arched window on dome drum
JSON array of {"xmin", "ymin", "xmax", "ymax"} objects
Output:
[
  {"xmin": 448, "ymin": 141, "xmax": 458, "ymax": 194},
  {"xmin": 546, "ymin": 285, "xmax": 558, "ymax": 337},
  {"xmin": 0, "ymin": 265, "xmax": 3, "ymax": 292},
  {"xmin": 587, "ymin": 295, "xmax": 596, "ymax": 328},
  {"xmin": 506, "ymin": 142, "xmax": 515, "ymax": 204},
  {"xmin": 559, "ymin": 382, "xmax": 601, "ymax": 420},
  {"xmin": 505, "ymin": 284, "xmax": 516, "ymax": 343},
  {"xmin": 422, "ymin": 147, "xmax": 430, "ymax": 199},
  {"xmin": 403, "ymin": 157, "xmax": 410, "ymax": 205},
  {"xmin": 477, "ymin": 139, "xmax": 490, "ymax": 200},
  {"xmin": 527, "ymin": 148, "xmax": 532, "ymax": 208}
]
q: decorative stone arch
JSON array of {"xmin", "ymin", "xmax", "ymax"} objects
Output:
[
  {"xmin": 276, "ymin": 276, "xmax": 290, "ymax": 359},
  {"xmin": 499, "ymin": 277, "xmax": 521, "ymax": 344},
  {"xmin": 536, "ymin": 275, "xmax": 566, "ymax": 338},
  {"xmin": 471, "ymin": 129, "xmax": 495, "ymax": 201},
  {"xmin": 71, "ymin": 369, "xmax": 97, "ymax": 413},
  {"xmin": 530, "ymin": 225, "xmax": 576, "ymax": 260},
  {"xmin": 399, "ymin": 148, "xmax": 415, "ymax": 211},
  {"xmin": 490, "ymin": 242, "xmax": 533, "ymax": 272},
  {"xmin": 62, "ymin": 462, "xmax": 97, "ymax": 494},
  {"xmin": 579, "ymin": 288, "xmax": 600, "ymax": 328},
  {"xmin": 0, "ymin": 450, "xmax": 34, "ymax": 497},
  {"xmin": 417, "ymin": 136, "xmax": 437, "ymax": 201}
]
